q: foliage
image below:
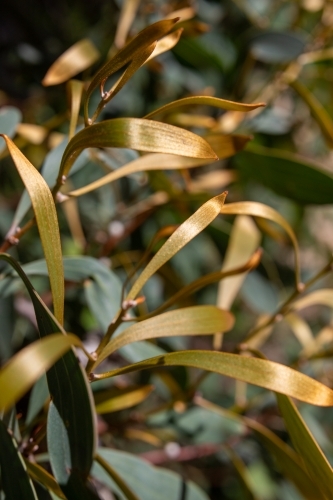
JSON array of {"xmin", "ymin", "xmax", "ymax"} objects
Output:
[{"xmin": 1, "ymin": 1, "xmax": 333, "ymax": 499}]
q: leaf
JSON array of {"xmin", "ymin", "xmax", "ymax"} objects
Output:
[
  {"xmin": 25, "ymin": 461, "xmax": 66, "ymax": 500},
  {"xmin": 95, "ymin": 385, "xmax": 154, "ymax": 414},
  {"xmin": 57, "ymin": 118, "xmax": 217, "ymax": 184},
  {"xmin": 250, "ymin": 31, "xmax": 305, "ymax": 64},
  {"xmin": 84, "ymin": 19, "xmax": 179, "ymax": 123},
  {"xmin": 225, "ymin": 447, "xmax": 260, "ymax": 500},
  {"xmin": 291, "ymin": 289, "xmax": 333, "ymax": 311},
  {"xmin": 195, "ymin": 396, "xmax": 322, "ymax": 500},
  {"xmin": 204, "ymin": 133, "xmax": 252, "ymax": 159},
  {"xmin": 92, "ymin": 448, "xmax": 210, "ymax": 500},
  {"xmin": 67, "ymin": 80, "xmax": 84, "ymax": 140},
  {"xmin": 0, "ymin": 334, "xmax": 81, "ymax": 413},
  {"xmin": 290, "ymin": 79, "xmax": 333, "ymax": 147},
  {"xmin": 0, "ymin": 254, "xmax": 97, "ymax": 498},
  {"xmin": 0, "ymin": 420, "xmax": 38, "ymax": 500},
  {"xmin": 277, "ymin": 394, "xmax": 333, "ymax": 499},
  {"xmin": 0, "ymin": 106, "xmax": 22, "ymax": 152},
  {"xmin": 146, "ymin": 28, "xmax": 184, "ymax": 62},
  {"xmin": 42, "ymin": 39, "xmax": 100, "ymax": 86},
  {"xmin": 95, "ymin": 454, "xmax": 140, "ymax": 500},
  {"xmin": 26, "ymin": 374, "xmax": 49, "ymax": 425},
  {"xmin": 220, "ymin": 200, "xmax": 301, "ymax": 288},
  {"xmin": 94, "ymin": 306, "xmax": 235, "ymax": 367},
  {"xmin": 145, "ymin": 96, "xmax": 265, "ymax": 120},
  {"xmin": 235, "ymin": 143, "xmax": 333, "ymax": 205},
  {"xmin": 93, "ymin": 350, "xmax": 333, "ymax": 406},
  {"xmin": 125, "ymin": 192, "xmax": 227, "ymax": 302},
  {"xmin": 113, "ymin": 0, "xmax": 141, "ymax": 49},
  {"xmin": 1, "ymin": 135, "xmax": 64, "ymax": 325},
  {"xmin": 68, "ymin": 152, "xmax": 217, "ymax": 198}
]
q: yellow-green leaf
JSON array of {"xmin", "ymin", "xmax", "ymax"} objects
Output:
[
  {"xmin": 67, "ymin": 79, "xmax": 84, "ymax": 140},
  {"xmin": 0, "ymin": 334, "xmax": 82, "ymax": 412},
  {"xmin": 125, "ymin": 192, "xmax": 227, "ymax": 301},
  {"xmin": 84, "ymin": 19, "xmax": 178, "ymax": 123},
  {"xmin": 1, "ymin": 135, "xmax": 64, "ymax": 324},
  {"xmin": 277, "ymin": 394, "xmax": 333, "ymax": 499},
  {"xmin": 68, "ymin": 151, "xmax": 216, "ymax": 198},
  {"xmin": 144, "ymin": 96, "xmax": 265, "ymax": 120},
  {"xmin": 42, "ymin": 39, "xmax": 100, "ymax": 86},
  {"xmin": 94, "ymin": 350, "xmax": 333, "ymax": 406},
  {"xmin": 220, "ymin": 201, "xmax": 301, "ymax": 288},
  {"xmin": 95, "ymin": 385, "xmax": 153, "ymax": 414},
  {"xmin": 94, "ymin": 306, "xmax": 234, "ymax": 367},
  {"xmin": 25, "ymin": 461, "xmax": 66, "ymax": 500},
  {"xmin": 57, "ymin": 119, "xmax": 217, "ymax": 188}
]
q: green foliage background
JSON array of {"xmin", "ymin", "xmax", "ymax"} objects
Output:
[{"xmin": 1, "ymin": 1, "xmax": 333, "ymax": 499}]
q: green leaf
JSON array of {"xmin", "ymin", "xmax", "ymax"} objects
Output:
[
  {"xmin": 277, "ymin": 394, "xmax": 333, "ymax": 499},
  {"xmin": 145, "ymin": 96, "xmax": 265, "ymax": 120},
  {"xmin": 94, "ymin": 350, "xmax": 333, "ymax": 406},
  {"xmin": 249, "ymin": 31, "xmax": 305, "ymax": 64},
  {"xmin": 0, "ymin": 106, "xmax": 22, "ymax": 152},
  {"xmin": 84, "ymin": 19, "xmax": 179, "ymax": 123},
  {"xmin": 94, "ymin": 305, "xmax": 234, "ymax": 368},
  {"xmin": 57, "ymin": 118, "xmax": 217, "ymax": 184},
  {"xmin": 92, "ymin": 448, "xmax": 209, "ymax": 500},
  {"xmin": 235, "ymin": 143, "xmax": 333, "ymax": 205},
  {"xmin": 1, "ymin": 135, "xmax": 64, "ymax": 325},
  {"xmin": 0, "ymin": 420, "xmax": 38, "ymax": 500},
  {"xmin": 26, "ymin": 374, "xmax": 49, "ymax": 425},
  {"xmin": 42, "ymin": 38, "xmax": 100, "ymax": 86},
  {"xmin": 95, "ymin": 454, "xmax": 140, "ymax": 500},
  {"xmin": 0, "ymin": 333, "xmax": 82, "ymax": 413}
]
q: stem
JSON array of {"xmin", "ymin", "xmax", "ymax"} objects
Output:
[{"xmin": 0, "ymin": 218, "xmax": 36, "ymax": 253}]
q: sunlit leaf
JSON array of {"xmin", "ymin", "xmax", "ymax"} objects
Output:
[
  {"xmin": 205, "ymin": 133, "xmax": 252, "ymax": 159},
  {"xmin": 68, "ymin": 152, "xmax": 217, "ymax": 198},
  {"xmin": 236, "ymin": 143, "xmax": 333, "ymax": 205},
  {"xmin": 145, "ymin": 96, "xmax": 265, "ymax": 120},
  {"xmin": 57, "ymin": 119, "xmax": 217, "ymax": 186},
  {"xmin": 95, "ymin": 385, "xmax": 154, "ymax": 414},
  {"xmin": 146, "ymin": 29, "xmax": 184, "ymax": 62},
  {"xmin": 220, "ymin": 201, "xmax": 301, "ymax": 288},
  {"xmin": 114, "ymin": 0, "xmax": 141, "ymax": 49},
  {"xmin": 16, "ymin": 123, "xmax": 48, "ymax": 144},
  {"xmin": 0, "ymin": 333, "xmax": 82, "ymax": 412},
  {"xmin": 0, "ymin": 420, "xmax": 38, "ymax": 500},
  {"xmin": 84, "ymin": 19, "xmax": 179, "ymax": 123},
  {"xmin": 42, "ymin": 39, "xmax": 100, "ymax": 86},
  {"xmin": 93, "ymin": 350, "xmax": 333, "ymax": 406},
  {"xmin": 291, "ymin": 289, "xmax": 333, "ymax": 311},
  {"xmin": 0, "ymin": 135, "xmax": 64, "ymax": 324},
  {"xmin": 94, "ymin": 306, "xmax": 234, "ymax": 367},
  {"xmin": 277, "ymin": 394, "xmax": 333, "ymax": 499},
  {"xmin": 125, "ymin": 192, "xmax": 227, "ymax": 301},
  {"xmin": 284, "ymin": 312, "xmax": 314, "ymax": 348}
]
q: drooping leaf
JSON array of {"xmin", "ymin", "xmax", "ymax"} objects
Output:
[
  {"xmin": 92, "ymin": 448, "xmax": 210, "ymax": 500},
  {"xmin": 0, "ymin": 333, "xmax": 82, "ymax": 413},
  {"xmin": 94, "ymin": 305, "xmax": 234, "ymax": 367},
  {"xmin": 84, "ymin": 19, "xmax": 179, "ymax": 122},
  {"xmin": 93, "ymin": 350, "xmax": 333, "ymax": 406},
  {"xmin": 235, "ymin": 143, "xmax": 333, "ymax": 205},
  {"xmin": 25, "ymin": 461, "xmax": 66, "ymax": 500},
  {"xmin": 277, "ymin": 394, "xmax": 333, "ymax": 499},
  {"xmin": 95, "ymin": 385, "xmax": 154, "ymax": 414},
  {"xmin": 57, "ymin": 118, "xmax": 217, "ymax": 185},
  {"xmin": 145, "ymin": 96, "xmax": 265, "ymax": 120},
  {"xmin": 220, "ymin": 200, "xmax": 301, "ymax": 287},
  {"xmin": 42, "ymin": 39, "xmax": 100, "ymax": 86},
  {"xmin": 0, "ymin": 420, "xmax": 38, "ymax": 500},
  {"xmin": 1, "ymin": 135, "xmax": 64, "ymax": 325}
]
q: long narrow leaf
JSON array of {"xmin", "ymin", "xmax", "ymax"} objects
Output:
[
  {"xmin": 93, "ymin": 350, "xmax": 333, "ymax": 406},
  {"xmin": 1, "ymin": 135, "xmax": 64, "ymax": 324}
]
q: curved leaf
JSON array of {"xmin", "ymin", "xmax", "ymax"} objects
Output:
[
  {"xmin": 84, "ymin": 19, "xmax": 178, "ymax": 122},
  {"xmin": 42, "ymin": 39, "xmax": 100, "ymax": 86},
  {"xmin": 94, "ymin": 306, "xmax": 234, "ymax": 367},
  {"xmin": 277, "ymin": 394, "xmax": 333, "ymax": 499},
  {"xmin": 236, "ymin": 143, "xmax": 333, "ymax": 205},
  {"xmin": 95, "ymin": 385, "xmax": 154, "ymax": 414},
  {"xmin": 25, "ymin": 460, "xmax": 66, "ymax": 500},
  {"xmin": 220, "ymin": 201, "xmax": 301, "ymax": 287},
  {"xmin": 125, "ymin": 192, "xmax": 227, "ymax": 301},
  {"xmin": 93, "ymin": 350, "xmax": 333, "ymax": 406},
  {"xmin": 146, "ymin": 28, "xmax": 183, "ymax": 62},
  {"xmin": 0, "ymin": 333, "xmax": 82, "ymax": 412},
  {"xmin": 57, "ymin": 118, "xmax": 217, "ymax": 184},
  {"xmin": 67, "ymin": 79, "xmax": 84, "ymax": 140},
  {"xmin": 1, "ymin": 135, "xmax": 64, "ymax": 324},
  {"xmin": 0, "ymin": 420, "xmax": 38, "ymax": 500},
  {"xmin": 145, "ymin": 96, "xmax": 265, "ymax": 120},
  {"xmin": 291, "ymin": 289, "xmax": 333, "ymax": 311}
]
